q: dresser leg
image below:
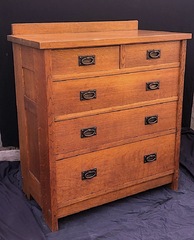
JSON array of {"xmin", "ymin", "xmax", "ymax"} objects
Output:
[
  {"xmin": 49, "ymin": 218, "xmax": 58, "ymax": 232},
  {"xmin": 169, "ymin": 181, "xmax": 178, "ymax": 191},
  {"xmin": 25, "ymin": 192, "xmax": 32, "ymax": 200},
  {"xmin": 43, "ymin": 210, "xmax": 58, "ymax": 231},
  {"xmin": 22, "ymin": 183, "xmax": 31, "ymax": 200},
  {"xmin": 169, "ymin": 171, "xmax": 179, "ymax": 191}
]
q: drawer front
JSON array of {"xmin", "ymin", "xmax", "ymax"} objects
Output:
[
  {"xmin": 121, "ymin": 41, "xmax": 180, "ymax": 69},
  {"xmin": 56, "ymin": 134, "xmax": 175, "ymax": 208},
  {"xmin": 51, "ymin": 46, "xmax": 119, "ymax": 75},
  {"xmin": 53, "ymin": 68, "xmax": 179, "ymax": 116},
  {"xmin": 54, "ymin": 101, "xmax": 177, "ymax": 157}
]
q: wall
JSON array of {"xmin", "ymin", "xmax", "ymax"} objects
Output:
[
  {"xmin": 1, "ymin": 0, "xmax": 194, "ymax": 146},
  {"xmin": 191, "ymin": 96, "xmax": 194, "ymax": 130},
  {"xmin": 0, "ymin": 133, "xmax": 2, "ymax": 148}
]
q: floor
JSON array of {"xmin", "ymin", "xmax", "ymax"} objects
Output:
[{"xmin": 0, "ymin": 133, "xmax": 20, "ymax": 161}]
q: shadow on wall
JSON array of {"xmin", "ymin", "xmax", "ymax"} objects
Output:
[
  {"xmin": 0, "ymin": 133, "xmax": 2, "ymax": 148},
  {"xmin": 191, "ymin": 96, "xmax": 194, "ymax": 130}
]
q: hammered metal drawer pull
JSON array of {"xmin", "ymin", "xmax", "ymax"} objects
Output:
[
  {"xmin": 80, "ymin": 89, "xmax": 97, "ymax": 101},
  {"xmin": 144, "ymin": 153, "xmax": 157, "ymax": 163},
  {"xmin": 78, "ymin": 55, "xmax": 96, "ymax": 66},
  {"xmin": 146, "ymin": 81, "xmax": 160, "ymax": 91},
  {"xmin": 147, "ymin": 49, "xmax": 161, "ymax": 59},
  {"xmin": 145, "ymin": 115, "xmax": 158, "ymax": 125},
  {"xmin": 81, "ymin": 127, "xmax": 97, "ymax": 138},
  {"xmin": 82, "ymin": 168, "xmax": 97, "ymax": 180}
]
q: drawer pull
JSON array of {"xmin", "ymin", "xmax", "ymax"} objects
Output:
[
  {"xmin": 81, "ymin": 127, "xmax": 97, "ymax": 138},
  {"xmin": 145, "ymin": 115, "xmax": 158, "ymax": 125},
  {"xmin": 144, "ymin": 153, "xmax": 157, "ymax": 163},
  {"xmin": 146, "ymin": 81, "xmax": 160, "ymax": 91},
  {"xmin": 80, "ymin": 89, "xmax": 97, "ymax": 101},
  {"xmin": 78, "ymin": 55, "xmax": 95, "ymax": 66},
  {"xmin": 147, "ymin": 50, "xmax": 161, "ymax": 59},
  {"xmin": 82, "ymin": 168, "xmax": 97, "ymax": 180}
]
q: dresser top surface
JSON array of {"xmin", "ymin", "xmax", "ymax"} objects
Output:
[{"xmin": 7, "ymin": 21, "xmax": 191, "ymax": 49}]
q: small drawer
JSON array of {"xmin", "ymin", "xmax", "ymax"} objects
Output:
[
  {"xmin": 53, "ymin": 68, "xmax": 179, "ymax": 116},
  {"xmin": 121, "ymin": 41, "xmax": 180, "ymax": 69},
  {"xmin": 56, "ymin": 134, "xmax": 175, "ymax": 208},
  {"xmin": 51, "ymin": 46, "xmax": 119, "ymax": 76},
  {"xmin": 54, "ymin": 101, "xmax": 177, "ymax": 157}
]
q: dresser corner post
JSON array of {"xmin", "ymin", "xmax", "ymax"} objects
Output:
[
  {"xmin": 12, "ymin": 43, "xmax": 31, "ymax": 197},
  {"xmin": 43, "ymin": 207, "xmax": 59, "ymax": 231},
  {"xmin": 37, "ymin": 49, "xmax": 59, "ymax": 231},
  {"xmin": 171, "ymin": 40, "xmax": 187, "ymax": 191},
  {"xmin": 170, "ymin": 170, "xmax": 179, "ymax": 191}
]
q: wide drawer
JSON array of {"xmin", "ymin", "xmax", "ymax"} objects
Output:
[
  {"xmin": 51, "ymin": 46, "xmax": 119, "ymax": 76},
  {"xmin": 56, "ymin": 134, "xmax": 175, "ymax": 208},
  {"xmin": 121, "ymin": 41, "xmax": 180, "ymax": 69},
  {"xmin": 54, "ymin": 101, "xmax": 177, "ymax": 158},
  {"xmin": 53, "ymin": 68, "xmax": 179, "ymax": 116}
]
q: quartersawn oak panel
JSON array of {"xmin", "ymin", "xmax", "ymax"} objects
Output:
[
  {"xmin": 51, "ymin": 46, "xmax": 119, "ymax": 75},
  {"xmin": 56, "ymin": 134, "xmax": 175, "ymax": 208},
  {"xmin": 53, "ymin": 68, "xmax": 179, "ymax": 116},
  {"xmin": 23, "ymin": 68, "xmax": 36, "ymax": 102},
  {"xmin": 57, "ymin": 174, "xmax": 173, "ymax": 218},
  {"xmin": 25, "ymin": 100, "xmax": 40, "ymax": 181},
  {"xmin": 54, "ymin": 101, "xmax": 177, "ymax": 157},
  {"xmin": 11, "ymin": 21, "xmax": 138, "ymax": 35},
  {"xmin": 121, "ymin": 41, "xmax": 180, "ymax": 69},
  {"xmin": 8, "ymin": 30, "xmax": 191, "ymax": 50}
]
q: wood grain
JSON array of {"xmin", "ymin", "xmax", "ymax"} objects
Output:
[
  {"xmin": 23, "ymin": 68, "xmax": 36, "ymax": 102},
  {"xmin": 121, "ymin": 41, "xmax": 180, "ymax": 68},
  {"xmin": 33, "ymin": 48, "xmax": 58, "ymax": 231},
  {"xmin": 25, "ymin": 103, "xmax": 40, "ymax": 180},
  {"xmin": 51, "ymin": 46, "xmax": 119, "ymax": 75},
  {"xmin": 29, "ymin": 171, "xmax": 41, "ymax": 206},
  {"xmin": 57, "ymin": 174, "xmax": 173, "ymax": 218},
  {"xmin": 11, "ymin": 21, "xmax": 138, "ymax": 35},
  {"xmin": 52, "ymin": 62, "xmax": 180, "ymax": 81},
  {"xmin": 12, "ymin": 44, "xmax": 30, "ymax": 197},
  {"xmin": 53, "ymin": 68, "xmax": 179, "ymax": 116},
  {"xmin": 171, "ymin": 40, "xmax": 187, "ymax": 190},
  {"xmin": 54, "ymin": 101, "xmax": 177, "ymax": 157},
  {"xmin": 8, "ymin": 30, "xmax": 191, "ymax": 49},
  {"xmin": 56, "ymin": 134, "xmax": 175, "ymax": 208}
]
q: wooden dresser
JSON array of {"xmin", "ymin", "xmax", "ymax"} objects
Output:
[{"xmin": 8, "ymin": 21, "xmax": 191, "ymax": 231}]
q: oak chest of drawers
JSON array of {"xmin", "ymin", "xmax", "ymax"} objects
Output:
[{"xmin": 8, "ymin": 20, "xmax": 191, "ymax": 231}]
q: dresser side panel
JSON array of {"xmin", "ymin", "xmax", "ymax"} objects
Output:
[
  {"xmin": 20, "ymin": 46, "xmax": 58, "ymax": 230},
  {"xmin": 20, "ymin": 47, "xmax": 42, "ymax": 196}
]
